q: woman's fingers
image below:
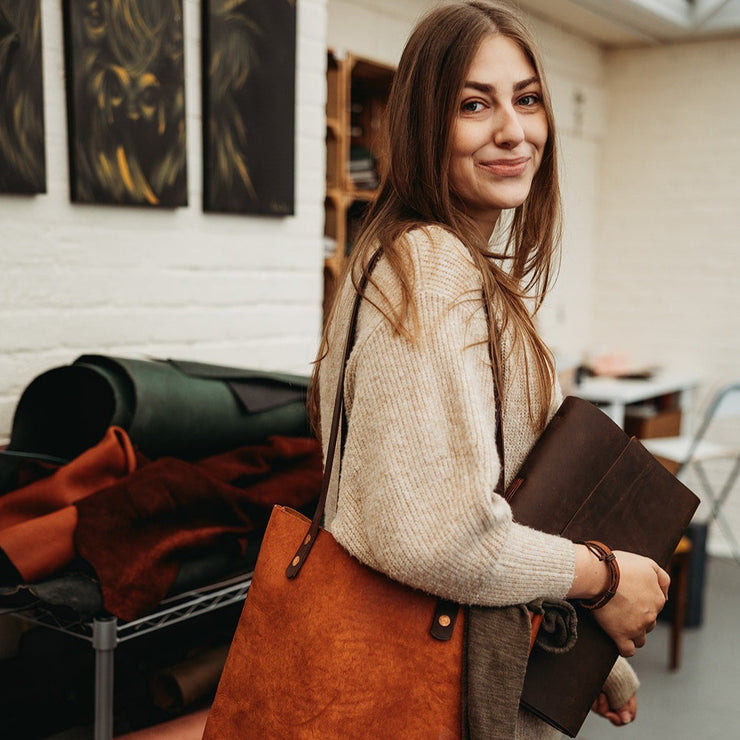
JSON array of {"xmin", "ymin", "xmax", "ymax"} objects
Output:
[{"xmin": 656, "ymin": 565, "xmax": 671, "ymax": 599}]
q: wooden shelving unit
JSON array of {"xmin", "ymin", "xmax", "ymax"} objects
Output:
[{"xmin": 323, "ymin": 50, "xmax": 395, "ymax": 319}]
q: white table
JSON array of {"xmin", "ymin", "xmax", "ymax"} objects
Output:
[{"xmin": 574, "ymin": 373, "xmax": 699, "ymax": 429}]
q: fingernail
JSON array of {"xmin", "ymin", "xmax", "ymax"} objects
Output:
[{"xmin": 620, "ymin": 711, "xmax": 632, "ymax": 724}]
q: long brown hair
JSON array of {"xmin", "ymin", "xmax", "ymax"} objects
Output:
[{"xmin": 311, "ymin": 0, "xmax": 562, "ymax": 430}]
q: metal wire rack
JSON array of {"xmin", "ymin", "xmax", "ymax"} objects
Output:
[{"xmin": 11, "ymin": 571, "xmax": 252, "ymax": 740}]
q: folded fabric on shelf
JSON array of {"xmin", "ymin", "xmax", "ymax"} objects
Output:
[
  {"xmin": 0, "ymin": 430, "xmax": 322, "ymax": 621},
  {"xmin": 74, "ymin": 434, "xmax": 321, "ymax": 620},
  {"xmin": 0, "ymin": 427, "xmax": 138, "ymax": 584}
]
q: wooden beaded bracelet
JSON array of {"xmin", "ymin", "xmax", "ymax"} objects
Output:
[{"xmin": 576, "ymin": 540, "xmax": 620, "ymax": 610}]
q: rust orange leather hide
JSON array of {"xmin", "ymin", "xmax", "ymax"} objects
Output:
[{"xmin": 0, "ymin": 427, "xmax": 136, "ymax": 582}]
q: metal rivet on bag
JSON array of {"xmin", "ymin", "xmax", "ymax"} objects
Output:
[
  {"xmin": 304, "ymin": 534, "xmax": 311, "ymax": 544},
  {"xmin": 292, "ymin": 556, "xmax": 300, "ymax": 567},
  {"xmin": 438, "ymin": 615, "xmax": 451, "ymax": 628}
]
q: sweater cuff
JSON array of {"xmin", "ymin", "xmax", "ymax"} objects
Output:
[
  {"xmin": 602, "ymin": 656, "xmax": 639, "ymax": 710},
  {"xmin": 487, "ymin": 521, "xmax": 576, "ymax": 603}
]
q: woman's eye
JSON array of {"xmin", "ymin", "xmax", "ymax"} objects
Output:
[
  {"xmin": 461, "ymin": 100, "xmax": 485, "ymax": 114},
  {"xmin": 518, "ymin": 93, "xmax": 541, "ymax": 107}
]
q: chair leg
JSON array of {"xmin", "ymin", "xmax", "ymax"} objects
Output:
[
  {"xmin": 669, "ymin": 541, "xmax": 692, "ymax": 671},
  {"xmin": 695, "ymin": 460, "xmax": 740, "ymax": 568}
]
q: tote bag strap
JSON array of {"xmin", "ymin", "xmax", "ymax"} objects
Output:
[
  {"xmin": 286, "ymin": 251, "xmax": 505, "ymax": 585},
  {"xmin": 286, "ymin": 249, "xmax": 382, "ymax": 579}
]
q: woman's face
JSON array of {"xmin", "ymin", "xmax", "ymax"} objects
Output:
[{"xmin": 449, "ymin": 33, "xmax": 548, "ymax": 239}]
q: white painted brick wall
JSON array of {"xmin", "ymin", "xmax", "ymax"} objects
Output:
[
  {"xmin": 0, "ymin": 0, "xmax": 329, "ymax": 440},
  {"xmin": 327, "ymin": 0, "xmax": 430, "ymax": 64},
  {"xmin": 595, "ymin": 38, "xmax": 740, "ymax": 556},
  {"xmin": 595, "ymin": 38, "xmax": 740, "ymax": 381}
]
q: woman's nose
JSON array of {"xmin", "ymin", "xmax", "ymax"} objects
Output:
[{"xmin": 493, "ymin": 105, "xmax": 525, "ymax": 148}]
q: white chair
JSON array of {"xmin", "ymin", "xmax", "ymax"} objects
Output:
[{"xmin": 643, "ymin": 382, "xmax": 740, "ymax": 567}]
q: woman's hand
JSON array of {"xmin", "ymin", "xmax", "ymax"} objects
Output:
[
  {"xmin": 569, "ymin": 544, "xmax": 670, "ymax": 657},
  {"xmin": 593, "ymin": 550, "xmax": 670, "ymax": 656},
  {"xmin": 592, "ymin": 692, "xmax": 637, "ymax": 726}
]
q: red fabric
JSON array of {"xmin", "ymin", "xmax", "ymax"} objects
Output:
[
  {"xmin": 0, "ymin": 427, "xmax": 138, "ymax": 582},
  {"xmin": 74, "ymin": 435, "xmax": 322, "ymax": 621}
]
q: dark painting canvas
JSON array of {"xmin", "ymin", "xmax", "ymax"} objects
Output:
[
  {"xmin": 0, "ymin": 0, "xmax": 47, "ymax": 194},
  {"xmin": 203, "ymin": 0, "xmax": 296, "ymax": 215},
  {"xmin": 63, "ymin": 0, "xmax": 187, "ymax": 207}
]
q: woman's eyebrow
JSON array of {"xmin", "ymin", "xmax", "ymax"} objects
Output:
[
  {"xmin": 463, "ymin": 81, "xmax": 493, "ymax": 93},
  {"xmin": 462, "ymin": 76, "xmax": 541, "ymax": 94},
  {"xmin": 515, "ymin": 75, "xmax": 540, "ymax": 92}
]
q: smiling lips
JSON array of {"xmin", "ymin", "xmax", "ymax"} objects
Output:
[{"xmin": 478, "ymin": 157, "xmax": 530, "ymax": 177}]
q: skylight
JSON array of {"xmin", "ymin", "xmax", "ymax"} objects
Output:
[
  {"xmin": 572, "ymin": 0, "xmax": 740, "ymax": 34},
  {"xmin": 633, "ymin": 0, "xmax": 732, "ymax": 27}
]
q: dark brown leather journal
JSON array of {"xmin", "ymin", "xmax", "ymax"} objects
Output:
[{"xmin": 506, "ymin": 395, "xmax": 700, "ymax": 737}]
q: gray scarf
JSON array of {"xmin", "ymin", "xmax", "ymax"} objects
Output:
[{"xmin": 463, "ymin": 599, "xmax": 577, "ymax": 739}]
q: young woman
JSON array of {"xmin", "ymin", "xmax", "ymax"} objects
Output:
[{"xmin": 312, "ymin": 2, "xmax": 669, "ymax": 736}]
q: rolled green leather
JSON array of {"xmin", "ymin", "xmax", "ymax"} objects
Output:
[{"xmin": 5, "ymin": 355, "xmax": 311, "ymax": 462}]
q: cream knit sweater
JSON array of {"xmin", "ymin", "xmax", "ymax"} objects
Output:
[{"xmin": 319, "ymin": 225, "xmax": 638, "ymax": 738}]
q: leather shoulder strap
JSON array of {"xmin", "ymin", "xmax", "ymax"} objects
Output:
[
  {"xmin": 286, "ymin": 256, "xmax": 504, "ymax": 578},
  {"xmin": 286, "ymin": 250, "xmax": 382, "ymax": 578}
]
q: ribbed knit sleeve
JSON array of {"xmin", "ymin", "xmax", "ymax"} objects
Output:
[
  {"xmin": 320, "ymin": 226, "xmax": 575, "ymax": 607},
  {"xmin": 603, "ymin": 656, "xmax": 639, "ymax": 710}
]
